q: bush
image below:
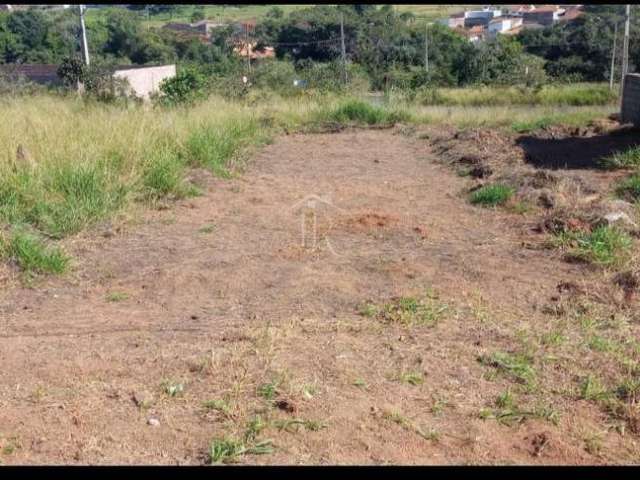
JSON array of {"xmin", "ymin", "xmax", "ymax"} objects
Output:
[
  {"xmin": 470, "ymin": 184, "xmax": 514, "ymax": 206},
  {"xmin": 157, "ymin": 68, "xmax": 209, "ymax": 106},
  {"xmin": 252, "ymin": 60, "xmax": 297, "ymax": 94}
]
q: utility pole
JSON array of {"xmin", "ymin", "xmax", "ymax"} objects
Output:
[
  {"xmin": 620, "ymin": 4, "xmax": 631, "ymax": 97},
  {"xmin": 424, "ymin": 23, "xmax": 429, "ymax": 73},
  {"xmin": 610, "ymin": 22, "xmax": 618, "ymax": 91},
  {"xmin": 340, "ymin": 13, "xmax": 347, "ymax": 85},
  {"xmin": 245, "ymin": 22, "xmax": 251, "ymax": 78},
  {"xmin": 79, "ymin": 4, "xmax": 90, "ymax": 66}
]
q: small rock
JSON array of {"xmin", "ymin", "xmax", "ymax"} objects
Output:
[
  {"xmin": 599, "ymin": 212, "xmax": 638, "ymax": 231},
  {"xmin": 530, "ymin": 170, "xmax": 558, "ymax": 189},
  {"xmin": 274, "ymin": 398, "xmax": 296, "ymax": 413},
  {"xmin": 537, "ymin": 189, "xmax": 567, "ymax": 209},
  {"xmin": 132, "ymin": 391, "xmax": 154, "ymax": 408},
  {"xmin": 458, "ymin": 154, "xmax": 482, "ymax": 165},
  {"xmin": 469, "ymin": 164, "xmax": 493, "ymax": 179},
  {"xmin": 15, "ymin": 144, "xmax": 37, "ymax": 170},
  {"xmin": 147, "ymin": 417, "xmax": 160, "ymax": 427}
]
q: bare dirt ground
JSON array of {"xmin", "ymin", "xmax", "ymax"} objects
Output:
[{"xmin": 1, "ymin": 129, "xmax": 639, "ymax": 465}]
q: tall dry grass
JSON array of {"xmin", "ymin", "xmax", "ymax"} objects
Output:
[{"xmin": 0, "ymin": 92, "xmax": 617, "ymax": 274}]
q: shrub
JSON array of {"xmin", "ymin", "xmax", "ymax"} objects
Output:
[
  {"xmin": 252, "ymin": 60, "xmax": 297, "ymax": 94},
  {"xmin": 469, "ymin": 184, "xmax": 514, "ymax": 206},
  {"xmin": 158, "ymin": 68, "xmax": 209, "ymax": 106}
]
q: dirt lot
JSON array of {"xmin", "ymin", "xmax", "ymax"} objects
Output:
[{"xmin": 1, "ymin": 128, "xmax": 639, "ymax": 465}]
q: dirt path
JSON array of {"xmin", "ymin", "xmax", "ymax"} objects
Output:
[{"xmin": 0, "ymin": 130, "xmax": 633, "ymax": 464}]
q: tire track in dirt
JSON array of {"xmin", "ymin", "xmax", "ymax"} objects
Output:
[{"xmin": 0, "ymin": 129, "xmax": 614, "ymax": 465}]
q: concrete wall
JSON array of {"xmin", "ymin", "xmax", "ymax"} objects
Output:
[
  {"xmin": 113, "ymin": 65, "xmax": 176, "ymax": 101},
  {"xmin": 621, "ymin": 73, "xmax": 640, "ymax": 126}
]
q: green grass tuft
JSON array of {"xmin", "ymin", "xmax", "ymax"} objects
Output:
[
  {"xmin": 361, "ymin": 291, "xmax": 449, "ymax": 327},
  {"xmin": 105, "ymin": 291, "xmax": 128, "ymax": 302},
  {"xmin": 469, "ymin": 184, "xmax": 514, "ymax": 206},
  {"xmin": 321, "ymin": 99, "xmax": 410, "ymax": 126},
  {"xmin": 208, "ymin": 437, "xmax": 274, "ymax": 464},
  {"xmin": 30, "ymin": 163, "xmax": 128, "ymax": 239},
  {"xmin": 601, "ymin": 146, "xmax": 640, "ymax": 169},
  {"xmin": 142, "ymin": 150, "xmax": 197, "ymax": 200},
  {"xmin": 479, "ymin": 351, "xmax": 537, "ymax": 388},
  {"xmin": 561, "ymin": 226, "xmax": 633, "ymax": 267},
  {"xmin": 185, "ymin": 118, "xmax": 267, "ymax": 178},
  {"xmin": 615, "ymin": 173, "xmax": 640, "ymax": 202},
  {"xmin": 0, "ymin": 230, "xmax": 69, "ymax": 275}
]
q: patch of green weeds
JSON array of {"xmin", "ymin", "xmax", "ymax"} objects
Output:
[
  {"xmin": 361, "ymin": 290, "xmax": 449, "ymax": 327},
  {"xmin": 398, "ymin": 371, "xmax": 424, "ymax": 386},
  {"xmin": 105, "ymin": 291, "xmax": 128, "ymax": 302},
  {"xmin": 208, "ymin": 436, "xmax": 274, "ymax": 465},
  {"xmin": 257, "ymin": 381, "xmax": 279, "ymax": 401},
  {"xmin": 556, "ymin": 226, "xmax": 633, "ymax": 267},
  {"xmin": 478, "ymin": 351, "xmax": 537, "ymax": 389},
  {"xmin": 600, "ymin": 146, "xmax": 640, "ymax": 169},
  {"xmin": 161, "ymin": 380, "xmax": 185, "ymax": 397},
  {"xmin": 469, "ymin": 184, "xmax": 514, "ymax": 207},
  {"xmin": 0, "ymin": 229, "xmax": 69, "ymax": 275},
  {"xmin": 273, "ymin": 418, "xmax": 327, "ymax": 433}
]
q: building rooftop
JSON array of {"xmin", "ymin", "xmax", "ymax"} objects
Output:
[{"xmin": 529, "ymin": 5, "xmax": 564, "ymax": 13}]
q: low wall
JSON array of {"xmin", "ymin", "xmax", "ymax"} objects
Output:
[
  {"xmin": 113, "ymin": 65, "xmax": 176, "ymax": 101},
  {"xmin": 621, "ymin": 73, "xmax": 640, "ymax": 126}
]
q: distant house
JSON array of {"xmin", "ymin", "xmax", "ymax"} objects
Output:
[
  {"xmin": 456, "ymin": 25, "xmax": 486, "ymax": 44},
  {"xmin": 0, "ymin": 64, "xmax": 62, "ymax": 85},
  {"xmin": 112, "ymin": 64, "xmax": 176, "ymax": 101},
  {"xmin": 523, "ymin": 5, "xmax": 566, "ymax": 26},
  {"xmin": 0, "ymin": 63, "xmax": 176, "ymax": 101},
  {"xmin": 0, "ymin": 4, "xmax": 12, "ymax": 11},
  {"xmin": 439, "ymin": 12, "xmax": 465, "ymax": 28},
  {"xmin": 234, "ymin": 42, "xmax": 275, "ymax": 60},
  {"xmin": 488, "ymin": 16, "xmax": 524, "ymax": 37},
  {"xmin": 464, "ymin": 8, "xmax": 503, "ymax": 28},
  {"xmin": 191, "ymin": 19, "xmax": 226, "ymax": 36},
  {"xmin": 558, "ymin": 5, "xmax": 584, "ymax": 22},
  {"xmin": 503, "ymin": 5, "xmax": 536, "ymax": 16},
  {"xmin": 163, "ymin": 20, "xmax": 225, "ymax": 40}
]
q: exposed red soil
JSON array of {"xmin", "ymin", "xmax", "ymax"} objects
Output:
[{"xmin": 0, "ymin": 129, "xmax": 638, "ymax": 465}]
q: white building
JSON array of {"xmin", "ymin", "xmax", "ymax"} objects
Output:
[
  {"xmin": 488, "ymin": 16, "xmax": 524, "ymax": 37},
  {"xmin": 113, "ymin": 65, "xmax": 176, "ymax": 101},
  {"xmin": 464, "ymin": 8, "xmax": 503, "ymax": 28}
]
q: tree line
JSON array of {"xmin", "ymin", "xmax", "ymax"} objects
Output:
[{"xmin": 0, "ymin": 4, "xmax": 638, "ymax": 92}]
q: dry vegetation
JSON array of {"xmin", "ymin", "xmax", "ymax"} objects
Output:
[{"xmin": 1, "ymin": 88, "xmax": 639, "ymax": 465}]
